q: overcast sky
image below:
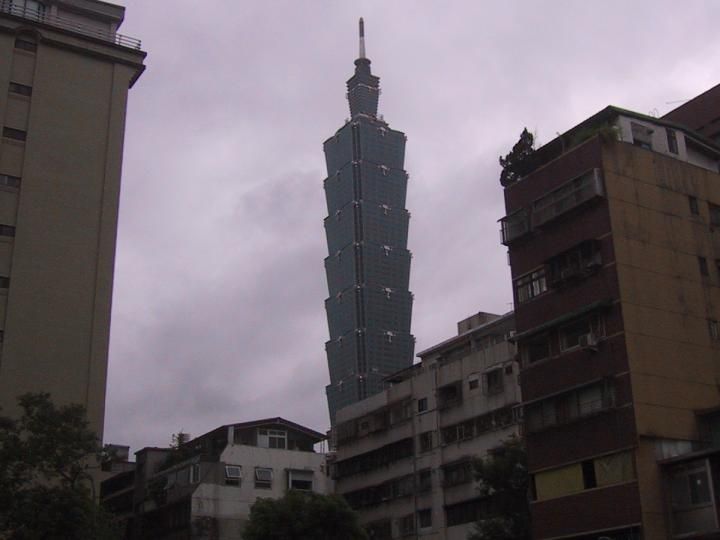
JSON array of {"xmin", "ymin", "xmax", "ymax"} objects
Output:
[{"xmin": 104, "ymin": 1, "xmax": 720, "ymax": 453}]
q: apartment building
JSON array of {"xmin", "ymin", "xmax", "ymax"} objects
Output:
[
  {"xmin": 500, "ymin": 98, "xmax": 720, "ymax": 538},
  {"xmin": 333, "ymin": 311, "xmax": 520, "ymax": 539},
  {"xmin": 100, "ymin": 418, "xmax": 331, "ymax": 539},
  {"xmin": 0, "ymin": 0, "xmax": 145, "ymax": 438}
]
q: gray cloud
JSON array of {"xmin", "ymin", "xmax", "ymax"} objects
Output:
[{"xmin": 105, "ymin": 0, "xmax": 720, "ymax": 452}]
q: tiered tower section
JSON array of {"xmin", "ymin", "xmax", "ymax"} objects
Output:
[{"xmin": 323, "ymin": 20, "xmax": 414, "ymax": 424}]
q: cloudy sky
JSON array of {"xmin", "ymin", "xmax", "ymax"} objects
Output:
[{"xmin": 104, "ymin": 0, "xmax": 720, "ymax": 452}]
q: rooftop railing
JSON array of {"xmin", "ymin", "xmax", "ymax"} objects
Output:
[{"xmin": 0, "ymin": 1, "xmax": 141, "ymax": 50}]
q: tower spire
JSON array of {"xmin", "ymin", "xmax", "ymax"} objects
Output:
[
  {"xmin": 359, "ymin": 17, "xmax": 366, "ymax": 59},
  {"xmin": 347, "ymin": 18, "xmax": 378, "ymax": 118}
]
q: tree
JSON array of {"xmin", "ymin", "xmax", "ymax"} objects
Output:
[
  {"xmin": 499, "ymin": 128, "xmax": 535, "ymax": 187},
  {"xmin": 242, "ymin": 490, "xmax": 368, "ymax": 540},
  {"xmin": 158, "ymin": 430, "xmax": 194, "ymax": 471},
  {"xmin": 0, "ymin": 393, "xmax": 120, "ymax": 540},
  {"xmin": 468, "ymin": 436, "xmax": 530, "ymax": 540}
]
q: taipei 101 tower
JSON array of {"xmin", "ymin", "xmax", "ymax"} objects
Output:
[{"xmin": 323, "ymin": 20, "xmax": 414, "ymax": 424}]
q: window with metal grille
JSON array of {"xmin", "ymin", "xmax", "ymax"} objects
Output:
[
  {"xmin": 254, "ymin": 467, "xmax": 272, "ymax": 489},
  {"xmin": 224, "ymin": 465, "xmax": 241, "ymax": 486}
]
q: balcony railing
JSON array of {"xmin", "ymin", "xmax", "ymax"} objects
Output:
[
  {"xmin": 0, "ymin": 1, "xmax": 141, "ymax": 50},
  {"xmin": 532, "ymin": 168, "xmax": 604, "ymax": 227},
  {"xmin": 499, "ymin": 208, "xmax": 530, "ymax": 245}
]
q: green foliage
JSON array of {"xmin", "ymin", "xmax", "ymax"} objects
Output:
[
  {"xmin": 171, "ymin": 430, "xmax": 191, "ymax": 449},
  {"xmin": 468, "ymin": 436, "xmax": 530, "ymax": 540},
  {"xmin": 158, "ymin": 430, "xmax": 195, "ymax": 471},
  {"xmin": 569, "ymin": 122, "xmax": 619, "ymax": 148},
  {"xmin": 499, "ymin": 128, "xmax": 535, "ymax": 187},
  {"xmin": 0, "ymin": 393, "xmax": 120, "ymax": 540},
  {"xmin": 243, "ymin": 490, "xmax": 368, "ymax": 540}
]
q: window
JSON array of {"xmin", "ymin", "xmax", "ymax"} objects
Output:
[
  {"xmin": 417, "ymin": 509, "xmax": 432, "ymax": 529},
  {"xmin": 0, "ymin": 225, "xmax": 15, "ymax": 237},
  {"xmin": 0, "ymin": 277, "xmax": 10, "ymax": 289},
  {"xmin": 189, "ymin": 463, "xmax": 200, "ymax": 484},
  {"xmin": 14, "ymin": 38, "xmax": 36, "ymax": 52},
  {"xmin": 689, "ymin": 470, "xmax": 711, "ymax": 505},
  {"xmin": 689, "ymin": 196, "xmax": 700, "ymax": 215},
  {"xmin": 8, "ymin": 82, "xmax": 31, "ymax": 97},
  {"xmin": 526, "ymin": 400, "xmax": 557, "ymax": 432},
  {"xmin": 257, "ymin": 428, "xmax": 286, "ymax": 449},
  {"xmin": 399, "ymin": 514, "xmax": 414, "ymax": 536},
  {"xmin": 441, "ymin": 425, "xmax": 457, "ymax": 445},
  {"xmin": 548, "ymin": 240, "xmax": 602, "ymax": 285},
  {"xmin": 417, "ymin": 397, "xmax": 427, "ymax": 413},
  {"xmin": 485, "ymin": 368, "xmax": 503, "ymax": 394},
  {"xmin": 524, "ymin": 336, "xmax": 550, "ymax": 364},
  {"xmin": 445, "ymin": 498, "xmax": 487, "ymax": 527},
  {"xmin": 670, "ymin": 462, "xmax": 713, "ymax": 509},
  {"xmin": 468, "ymin": 374, "xmax": 479, "ymax": 390},
  {"xmin": 3, "ymin": 127, "xmax": 26, "ymax": 141},
  {"xmin": 458, "ymin": 420, "xmax": 474, "ymax": 441},
  {"xmin": 224, "ymin": 465, "xmax": 242, "ymax": 486},
  {"xmin": 255, "ymin": 467, "xmax": 273, "ymax": 489},
  {"xmin": 533, "ymin": 451, "xmax": 634, "ymax": 501},
  {"xmin": 365, "ymin": 520, "xmax": 392, "ymax": 540},
  {"xmin": 335, "ymin": 438, "xmax": 414, "ymax": 478},
  {"xmin": 667, "ymin": 128, "xmax": 679, "ymax": 154},
  {"xmin": 442, "ymin": 460, "xmax": 473, "ymax": 487},
  {"xmin": 560, "ymin": 317, "xmax": 596, "ymax": 351},
  {"xmin": 709, "ymin": 319, "xmax": 719, "ymax": 341},
  {"xmin": 710, "ymin": 203, "xmax": 720, "ymax": 226},
  {"xmin": 578, "ymin": 384, "xmax": 603, "ymax": 415},
  {"xmin": 631, "ymin": 122, "xmax": 653, "ymax": 150},
  {"xmin": 514, "ymin": 268, "xmax": 547, "ymax": 303},
  {"xmin": 699, "ymin": 256, "xmax": 709, "ymax": 277},
  {"xmin": 418, "ymin": 431, "xmax": 433, "ymax": 453},
  {"xmin": 0, "ymin": 174, "xmax": 20, "ymax": 188},
  {"xmin": 437, "ymin": 382, "xmax": 461, "ymax": 409},
  {"xmin": 389, "ymin": 400, "xmax": 411, "ymax": 425},
  {"xmin": 500, "ymin": 209, "xmax": 530, "ymax": 245},
  {"xmin": 526, "ymin": 381, "xmax": 613, "ymax": 432},
  {"xmin": 288, "ymin": 469, "xmax": 313, "ymax": 491},
  {"xmin": 417, "ymin": 469, "xmax": 432, "ymax": 492}
]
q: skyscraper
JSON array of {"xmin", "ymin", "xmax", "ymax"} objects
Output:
[
  {"xmin": 322, "ymin": 20, "xmax": 414, "ymax": 425},
  {"xmin": 0, "ymin": 0, "xmax": 145, "ymax": 439}
]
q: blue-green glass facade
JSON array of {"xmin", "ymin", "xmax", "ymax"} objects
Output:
[{"xmin": 323, "ymin": 54, "xmax": 414, "ymax": 424}]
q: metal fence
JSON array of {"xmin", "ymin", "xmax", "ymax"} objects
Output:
[{"xmin": 0, "ymin": 1, "xmax": 141, "ymax": 50}]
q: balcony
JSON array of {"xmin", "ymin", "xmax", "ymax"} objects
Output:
[
  {"xmin": 0, "ymin": 1, "xmax": 142, "ymax": 50},
  {"xmin": 499, "ymin": 208, "xmax": 530, "ymax": 245},
  {"xmin": 532, "ymin": 168, "xmax": 604, "ymax": 228}
]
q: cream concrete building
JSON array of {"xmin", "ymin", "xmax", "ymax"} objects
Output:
[
  {"xmin": 101, "ymin": 418, "xmax": 332, "ymax": 539},
  {"xmin": 0, "ymin": 0, "xmax": 145, "ymax": 438},
  {"xmin": 333, "ymin": 311, "xmax": 520, "ymax": 540}
]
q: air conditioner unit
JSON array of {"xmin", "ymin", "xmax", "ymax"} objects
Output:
[{"xmin": 578, "ymin": 333, "xmax": 598, "ymax": 350}]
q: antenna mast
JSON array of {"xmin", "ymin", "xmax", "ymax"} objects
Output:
[{"xmin": 359, "ymin": 17, "xmax": 366, "ymax": 59}]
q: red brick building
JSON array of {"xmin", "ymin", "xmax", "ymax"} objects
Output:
[{"xmin": 501, "ymin": 94, "xmax": 720, "ymax": 539}]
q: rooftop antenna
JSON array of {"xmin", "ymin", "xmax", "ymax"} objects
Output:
[{"xmin": 359, "ymin": 17, "xmax": 366, "ymax": 59}]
